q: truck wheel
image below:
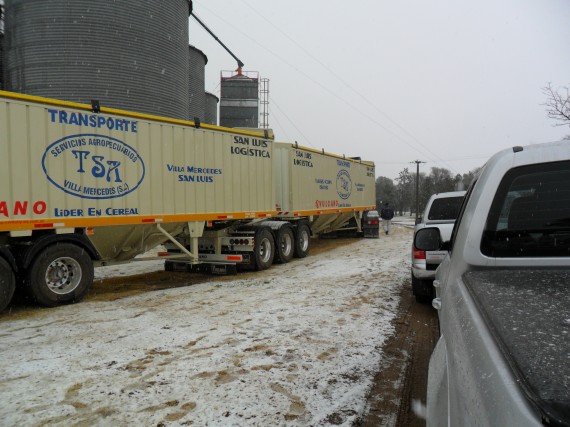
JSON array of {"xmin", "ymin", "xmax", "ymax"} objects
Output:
[
  {"xmin": 294, "ymin": 223, "xmax": 311, "ymax": 258},
  {"xmin": 275, "ymin": 226, "xmax": 295, "ymax": 263},
  {"xmin": 412, "ymin": 275, "xmax": 433, "ymax": 304},
  {"xmin": 0, "ymin": 257, "xmax": 16, "ymax": 313},
  {"xmin": 254, "ymin": 228, "xmax": 275, "ymax": 271},
  {"xmin": 25, "ymin": 243, "xmax": 94, "ymax": 307}
]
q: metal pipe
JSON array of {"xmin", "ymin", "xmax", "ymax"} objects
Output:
[{"xmin": 191, "ymin": 12, "xmax": 244, "ymax": 69}]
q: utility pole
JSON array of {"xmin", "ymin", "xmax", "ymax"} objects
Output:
[{"xmin": 411, "ymin": 160, "xmax": 426, "ymax": 220}]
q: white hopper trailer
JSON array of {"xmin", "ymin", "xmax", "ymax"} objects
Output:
[{"xmin": 0, "ymin": 90, "xmax": 375, "ymax": 312}]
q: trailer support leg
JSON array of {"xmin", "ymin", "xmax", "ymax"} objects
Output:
[
  {"xmin": 354, "ymin": 211, "xmax": 363, "ymax": 233},
  {"xmin": 187, "ymin": 221, "xmax": 205, "ymax": 259},
  {"xmin": 157, "ymin": 222, "xmax": 204, "ymax": 263}
]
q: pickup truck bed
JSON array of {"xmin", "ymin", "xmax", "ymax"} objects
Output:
[{"xmin": 464, "ymin": 269, "xmax": 570, "ymax": 426}]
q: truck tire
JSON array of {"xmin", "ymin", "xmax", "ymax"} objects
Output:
[
  {"xmin": 294, "ymin": 223, "xmax": 311, "ymax": 258},
  {"xmin": 25, "ymin": 243, "xmax": 94, "ymax": 307},
  {"xmin": 254, "ymin": 228, "xmax": 275, "ymax": 271},
  {"xmin": 0, "ymin": 257, "xmax": 16, "ymax": 313},
  {"xmin": 275, "ymin": 225, "xmax": 295, "ymax": 263},
  {"xmin": 412, "ymin": 275, "xmax": 433, "ymax": 304}
]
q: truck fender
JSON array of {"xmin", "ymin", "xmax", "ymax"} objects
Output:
[
  {"xmin": 17, "ymin": 233, "xmax": 100, "ymax": 270},
  {"xmin": 293, "ymin": 220, "xmax": 311, "ymax": 236},
  {"xmin": 255, "ymin": 220, "xmax": 290, "ymax": 232}
]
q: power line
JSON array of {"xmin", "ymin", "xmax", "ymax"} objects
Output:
[
  {"xmin": 239, "ymin": 0, "xmax": 459, "ymax": 174},
  {"xmin": 192, "ymin": 4, "xmax": 442, "ymax": 165},
  {"xmin": 267, "ymin": 103, "xmax": 292, "ymax": 142},
  {"xmin": 269, "ymin": 95, "xmax": 315, "ymax": 147}
]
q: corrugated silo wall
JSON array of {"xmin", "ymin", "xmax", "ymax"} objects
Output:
[
  {"xmin": 204, "ymin": 91, "xmax": 218, "ymax": 125},
  {"xmin": 0, "ymin": 1, "xmax": 4, "ymax": 89},
  {"xmin": 0, "ymin": 34, "xmax": 4, "ymax": 90},
  {"xmin": 188, "ymin": 45, "xmax": 206, "ymax": 122},
  {"xmin": 3, "ymin": 0, "xmax": 191, "ymax": 120},
  {"xmin": 220, "ymin": 75, "xmax": 259, "ymax": 128}
]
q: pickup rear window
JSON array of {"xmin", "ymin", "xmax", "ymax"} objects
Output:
[
  {"xmin": 427, "ymin": 197, "xmax": 464, "ymax": 221},
  {"xmin": 481, "ymin": 160, "xmax": 570, "ymax": 257}
]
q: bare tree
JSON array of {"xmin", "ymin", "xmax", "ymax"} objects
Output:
[
  {"xmin": 543, "ymin": 83, "xmax": 570, "ymax": 126},
  {"xmin": 394, "ymin": 168, "xmax": 415, "ymax": 216}
]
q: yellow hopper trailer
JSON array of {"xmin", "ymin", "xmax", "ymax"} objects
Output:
[{"xmin": 0, "ymin": 90, "xmax": 375, "ymax": 311}]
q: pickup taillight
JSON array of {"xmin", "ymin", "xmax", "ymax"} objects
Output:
[{"xmin": 413, "ymin": 248, "xmax": 426, "ymax": 260}]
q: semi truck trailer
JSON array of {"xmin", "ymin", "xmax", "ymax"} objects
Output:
[{"xmin": 0, "ymin": 90, "xmax": 375, "ymax": 312}]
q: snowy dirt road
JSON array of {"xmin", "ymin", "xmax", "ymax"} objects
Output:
[{"xmin": 0, "ymin": 226, "xmax": 413, "ymax": 427}]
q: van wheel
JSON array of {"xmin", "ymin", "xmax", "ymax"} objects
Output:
[
  {"xmin": 294, "ymin": 223, "xmax": 311, "ymax": 258},
  {"xmin": 254, "ymin": 228, "xmax": 275, "ymax": 271},
  {"xmin": 0, "ymin": 257, "xmax": 16, "ymax": 312},
  {"xmin": 25, "ymin": 243, "xmax": 94, "ymax": 307},
  {"xmin": 275, "ymin": 226, "xmax": 295, "ymax": 263}
]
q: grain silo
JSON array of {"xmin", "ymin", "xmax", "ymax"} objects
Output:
[
  {"xmin": 0, "ymin": 0, "xmax": 4, "ymax": 89},
  {"xmin": 219, "ymin": 70, "xmax": 259, "ymax": 128},
  {"xmin": 0, "ymin": 33, "xmax": 4, "ymax": 90},
  {"xmin": 204, "ymin": 91, "xmax": 219, "ymax": 125},
  {"xmin": 188, "ymin": 44, "xmax": 206, "ymax": 122},
  {"xmin": 3, "ymin": 0, "xmax": 191, "ymax": 120}
]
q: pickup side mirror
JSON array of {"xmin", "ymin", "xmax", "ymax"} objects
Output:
[
  {"xmin": 414, "ymin": 227, "xmax": 445, "ymax": 251},
  {"xmin": 415, "ymin": 217, "xmax": 423, "ymax": 225}
]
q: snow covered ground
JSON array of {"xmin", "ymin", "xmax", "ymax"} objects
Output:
[
  {"xmin": 392, "ymin": 215, "xmax": 416, "ymax": 228},
  {"xmin": 0, "ymin": 226, "xmax": 412, "ymax": 426}
]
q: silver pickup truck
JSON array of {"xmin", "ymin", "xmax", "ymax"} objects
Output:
[{"xmin": 414, "ymin": 140, "xmax": 570, "ymax": 426}]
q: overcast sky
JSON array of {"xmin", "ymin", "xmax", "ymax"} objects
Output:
[{"xmin": 189, "ymin": 0, "xmax": 570, "ymax": 180}]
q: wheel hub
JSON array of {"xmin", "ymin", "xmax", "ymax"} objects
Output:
[
  {"xmin": 260, "ymin": 238, "xmax": 272, "ymax": 263},
  {"xmin": 45, "ymin": 257, "xmax": 82, "ymax": 295},
  {"xmin": 281, "ymin": 234, "xmax": 293, "ymax": 254}
]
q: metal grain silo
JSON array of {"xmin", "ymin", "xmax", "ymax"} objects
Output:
[
  {"xmin": 0, "ymin": 1, "xmax": 4, "ymax": 89},
  {"xmin": 204, "ymin": 91, "xmax": 218, "ymax": 125},
  {"xmin": 188, "ymin": 44, "xmax": 206, "ymax": 122},
  {"xmin": 220, "ymin": 70, "xmax": 259, "ymax": 128},
  {"xmin": 0, "ymin": 34, "xmax": 4, "ymax": 90},
  {"xmin": 3, "ymin": 0, "xmax": 191, "ymax": 120}
]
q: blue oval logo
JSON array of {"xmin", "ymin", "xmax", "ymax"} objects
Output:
[
  {"xmin": 336, "ymin": 169, "xmax": 352, "ymax": 200},
  {"xmin": 42, "ymin": 134, "xmax": 145, "ymax": 199}
]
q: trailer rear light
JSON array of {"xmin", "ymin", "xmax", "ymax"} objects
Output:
[
  {"xmin": 158, "ymin": 252, "xmax": 170, "ymax": 257},
  {"xmin": 35, "ymin": 222, "xmax": 65, "ymax": 229},
  {"xmin": 413, "ymin": 248, "xmax": 426, "ymax": 260},
  {"xmin": 142, "ymin": 218, "xmax": 163, "ymax": 223}
]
